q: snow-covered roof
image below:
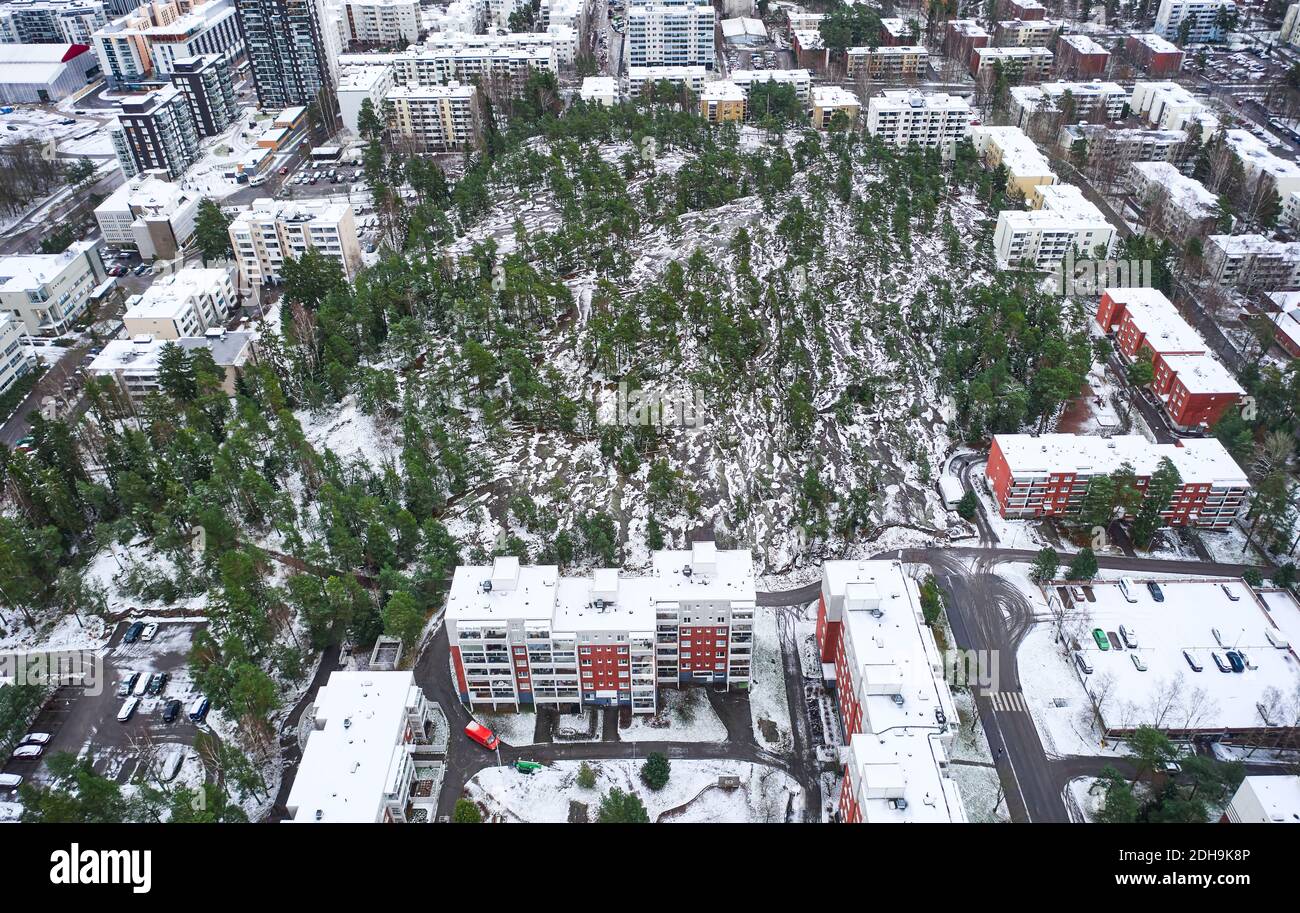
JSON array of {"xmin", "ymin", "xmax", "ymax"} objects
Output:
[
  {"xmin": 1129, "ymin": 32, "xmax": 1180, "ymax": 54},
  {"xmin": 1160, "ymin": 353, "xmax": 1245, "ymax": 395},
  {"xmin": 846, "ymin": 731, "xmax": 967, "ymax": 822},
  {"xmin": 283, "ymin": 671, "xmax": 423, "ymax": 823},
  {"xmin": 719, "ymin": 16, "xmax": 765, "ymax": 39},
  {"xmin": 1060, "ymin": 33, "xmax": 1108, "ymax": 55},
  {"xmin": 1225, "ymin": 129, "xmax": 1300, "ymax": 185},
  {"xmin": 1117, "ymin": 294, "xmax": 1207, "ymax": 355},
  {"xmin": 812, "ymin": 85, "xmax": 859, "ymax": 109},
  {"xmin": 969, "ymin": 125, "xmax": 1056, "ymax": 181},
  {"xmin": 700, "ymin": 80, "xmax": 745, "ymax": 102},
  {"xmin": 993, "ymin": 434, "xmax": 1248, "ymax": 486},
  {"xmin": 1130, "ymin": 161, "xmax": 1216, "ymax": 218},
  {"xmin": 871, "ymin": 89, "xmax": 971, "ymax": 113},
  {"xmin": 1231, "ymin": 776, "xmax": 1300, "ymax": 823},
  {"xmin": 123, "ymin": 268, "xmax": 229, "ymax": 320},
  {"xmin": 0, "ymin": 240, "xmax": 98, "ymax": 293}
]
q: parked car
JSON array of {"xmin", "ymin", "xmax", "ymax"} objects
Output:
[
  {"xmin": 1074, "ymin": 651, "xmax": 1094, "ymax": 675},
  {"xmin": 1106, "ymin": 631, "xmax": 1122, "ymax": 651},
  {"xmin": 145, "ymin": 672, "xmax": 168, "ymax": 696},
  {"xmin": 1162, "ymin": 760, "xmax": 1182, "ymax": 775},
  {"xmin": 11, "ymin": 744, "xmax": 42, "ymax": 759},
  {"xmin": 1118, "ymin": 577, "xmax": 1138, "ymax": 603},
  {"xmin": 188, "ymin": 696, "xmax": 209, "ymax": 723},
  {"xmin": 1221, "ymin": 583, "xmax": 1240, "ymax": 601},
  {"xmin": 464, "ymin": 720, "xmax": 500, "ymax": 750},
  {"xmin": 132, "ymin": 263, "xmax": 150, "ymax": 276},
  {"xmin": 140, "ymin": 622, "xmax": 158, "ymax": 642},
  {"xmin": 279, "ymin": 165, "xmax": 290, "ymax": 175},
  {"xmin": 1212, "ymin": 652, "xmax": 1233, "ymax": 673},
  {"xmin": 123, "ymin": 621, "xmax": 145, "ymax": 644},
  {"xmin": 1070, "ymin": 585, "xmax": 1087, "ymax": 603},
  {"xmin": 116, "ymin": 670, "xmax": 140, "ymax": 697},
  {"xmin": 0, "ymin": 773, "xmax": 23, "ymax": 790},
  {"xmin": 1183, "ymin": 650, "xmax": 1203, "ymax": 672},
  {"xmin": 1131, "ymin": 653, "xmax": 1148, "ymax": 672},
  {"xmin": 161, "ymin": 699, "xmax": 182, "ymax": 723},
  {"xmin": 1091, "ymin": 628, "xmax": 1110, "ymax": 651},
  {"xmin": 19, "ymin": 733, "xmax": 51, "ymax": 746},
  {"xmin": 132, "ymin": 672, "xmax": 150, "ymax": 697},
  {"xmin": 117, "ymin": 697, "xmax": 140, "ymax": 722},
  {"xmin": 1212, "ymin": 627, "xmax": 1227, "ymax": 648},
  {"xmin": 1119, "ymin": 625, "xmax": 1138, "ymax": 649},
  {"xmin": 1146, "ymin": 581, "xmax": 1164, "ymax": 602},
  {"xmin": 108, "ymin": 265, "xmax": 127, "ymax": 277},
  {"xmin": 1226, "ymin": 650, "xmax": 1245, "ymax": 673}
]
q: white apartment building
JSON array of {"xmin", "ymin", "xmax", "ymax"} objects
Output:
[
  {"xmin": 122, "ymin": 266, "xmax": 233, "ymax": 338},
  {"xmin": 88, "ymin": 329, "xmax": 253, "ymax": 398},
  {"xmin": 579, "ymin": 75, "xmax": 619, "ymax": 106},
  {"xmin": 969, "ymin": 124, "xmax": 1058, "ymax": 200},
  {"xmin": 1224, "ymin": 776, "xmax": 1300, "ymax": 824},
  {"xmin": 92, "ymin": 0, "xmax": 244, "ymax": 85},
  {"xmin": 816, "ymin": 561, "xmax": 966, "ymax": 824},
  {"xmin": 488, "ymin": 0, "xmax": 527, "ymax": 27},
  {"xmin": 0, "ymin": 240, "xmax": 105, "ymax": 336},
  {"xmin": 729, "ymin": 68, "xmax": 811, "ymax": 102},
  {"xmin": 421, "ymin": 0, "xmax": 485, "ymax": 34},
  {"xmin": 337, "ymin": 63, "xmax": 395, "ymax": 133},
  {"xmin": 993, "ymin": 183, "xmax": 1117, "ymax": 269},
  {"xmin": 1130, "ymin": 161, "xmax": 1218, "ymax": 238},
  {"xmin": 94, "ymin": 170, "xmax": 200, "ymax": 260},
  {"xmin": 0, "ymin": 312, "xmax": 33, "ymax": 398},
  {"xmin": 1130, "ymin": 80, "xmax": 1219, "ymax": 134},
  {"xmin": 391, "ymin": 44, "xmax": 556, "ymax": 93},
  {"xmin": 284, "ymin": 671, "xmax": 439, "ymax": 823},
  {"xmin": 1154, "ymin": 0, "xmax": 1236, "ymax": 42},
  {"xmin": 228, "ymin": 197, "xmax": 363, "ymax": 287},
  {"xmin": 343, "ymin": 0, "xmax": 419, "ymax": 46},
  {"xmin": 1224, "ymin": 128, "xmax": 1300, "ymax": 199},
  {"xmin": 993, "ymin": 17, "xmax": 1058, "ymax": 47},
  {"xmin": 1008, "ymin": 80, "xmax": 1127, "ymax": 127},
  {"xmin": 626, "ymin": 63, "xmax": 706, "ymax": 96},
  {"xmin": 383, "ymin": 82, "xmax": 480, "ymax": 153},
  {"xmin": 1204, "ymin": 234, "xmax": 1300, "ymax": 289},
  {"xmin": 446, "ymin": 544, "xmax": 756, "ymax": 714},
  {"xmin": 538, "ymin": 0, "xmax": 581, "ymax": 31},
  {"xmin": 969, "ymin": 45, "xmax": 1053, "ymax": 80},
  {"xmin": 412, "ymin": 25, "xmax": 577, "ymax": 65},
  {"xmin": 626, "ymin": 0, "xmax": 715, "ymax": 69},
  {"xmin": 866, "ymin": 90, "xmax": 972, "ymax": 158},
  {"xmin": 846, "ymin": 44, "xmax": 929, "ymax": 80},
  {"xmin": 0, "ymin": 0, "xmax": 108, "ymax": 44}
]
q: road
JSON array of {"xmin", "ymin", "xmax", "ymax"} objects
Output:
[{"xmin": 0, "ymin": 342, "xmax": 91, "ymax": 446}]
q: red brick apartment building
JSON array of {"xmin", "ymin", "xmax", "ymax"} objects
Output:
[
  {"xmin": 943, "ymin": 19, "xmax": 989, "ymax": 69},
  {"xmin": 815, "ymin": 560, "xmax": 966, "ymax": 823},
  {"xmin": 1055, "ymin": 34, "xmax": 1110, "ymax": 78},
  {"xmin": 999, "ymin": 0, "xmax": 1046, "ymax": 19},
  {"xmin": 1097, "ymin": 288, "xmax": 1243, "ymax": 429},
  {"xmin": 1125, "ymin": 33, "xmax": 1184, "ymax": 77},
  {"xmin": 986, "ymin": 434, "xmax": 1250, "ymax": 529}
]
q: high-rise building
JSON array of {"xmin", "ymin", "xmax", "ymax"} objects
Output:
[
  {"xmin": 0, "ymin": 0, "xmax": 108, "ymax": 45},
  {"xmin": 866, "ymin": 90, "xmax": 973, "ymax": 158},
  {"xmin": 626, "ymin": 0, "xmax": 715, "ymax": 69},
  {"xmin": 234, "ymin": 0, "xmax": 337, "ymax": 113},
  {"xmin": 91, "ymin": 0, "xmax": 244, "ymax": 86},
  {"xmin": 0, "ymin": 241, "xmax": 106, "ymax": 336},
  {"xmin": 170, "ymin": 53, "xmax": 236, "ymax": 136},
  {"xmin": 109, "ymin": 85, "xmax": 201, "ymax": 180},
  {"xmin": 1154, "ymin": 0, "xmax": 1236, "ymax": 42},
  {"xmin": 383, "ymin": 82, "xmax": 481, "ymax": 153},
  {"xmin": 227, "ymin": 197, "xmax": 363, "ymax": 286}
]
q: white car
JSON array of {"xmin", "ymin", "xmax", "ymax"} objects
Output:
[
  {"xmin": 117, "ymin": 697, "xmax": 140, "ymax": 723},
  {"xmin": 141, "ymin": 622, "xmax": 158, "ymax": 642},
  {"xmin": 19, "ymin": 733, "xmax": 50, "ymax": 746},
  {"xmin": 11, "ymin": 744, "xmax": 42, "ymax": 760},
  {"xmin": 0, "ymin": 774, "xmax": 22, "ymax": 790}
]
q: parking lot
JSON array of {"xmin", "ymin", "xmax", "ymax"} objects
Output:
[{"xmin": 0, "ymin": 620, "xmax": 209, "ymax": 803}]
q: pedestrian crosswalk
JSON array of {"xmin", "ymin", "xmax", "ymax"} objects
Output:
[{"xmin": 987, "ymin": 691, "xmax": 1029, "ymax": 713}]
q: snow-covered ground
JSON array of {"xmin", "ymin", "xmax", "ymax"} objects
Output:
[
  {"xmin": 748, "ymin": 605, "xmax": 792, "ymax": 752},
  {"xmin": 463, "ymin": 758, "xmax": 803, "ymax": 822},
  {"xmin": 472, "ymin": 709, "xmax": 539, "ymax": 747},
  {"xmin": 1066, "ymin": 776, "xmax": 1103, "ymax": 823},
  {"xmin": 619, "ymin": 688, "xmax": 726, "ymax": 742}
]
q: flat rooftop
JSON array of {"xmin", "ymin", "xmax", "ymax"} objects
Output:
[
  {"xmin": 1160, "ymin": 354, "xmax": 1245, "ymax": 395},
  {"xmin": 994, "ymin": 433, "xmax": 1249, "ymax": 486},
  {"xmin": 847, "ymin": 730, "xmax": 967, "ymax": 823},
  {"xmin": 1077, "ymin": 578, "xmax": 1300, "ymax": 733}
]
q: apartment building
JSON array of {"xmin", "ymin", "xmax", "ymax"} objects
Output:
[
  {"xmin": 0, "ymin": 0, "xmax": 107, "ymax": 44},
  {"xmin": 992, "ymin": 18, "xmax": 1058, "ymax": 47},
  {"xmin": 969, "ymin": 124, "xmax": 1058, "ymax": 201},
  {"xmin": 169, "ymin": 53, "xmax": 235, "ymax": 137},
  {"xmin": 1130, "ymin": 80, "xmax": 1219, "ymax": 133},
  {"xmin": 0, "ymin": 312, "xmax": 34, "ymax": 398},
  {"xmin": 846, "ymin": 44, "xmax": 927, "ymax": 81},
  {"xmin": 390, "ymin": 44, "xmax": 555, "ymax": 95},
  {"xmin": 969, "ymin": 45, "xmax": 1053, "ymax": 81},
  {"xmin": 1054, "ymin": 33, "xmax": 1108, "ymax": 78},
  {"xmin": 88, "ymin": 329, "xmax": 253, "ymax": 398},
  {"xmin": 1008, "ymin": 80, "xmax": 1126, "ymax": 128},
  {"xmin": 413, "ymin": 26, "xmax": 577, "ymax": 65},
  {"xmin": 1125, "ymin": 33, "xmax": 1183, "ymax": 76},
  {"xmin": 537, "ymin": 0, "xmax": 580, "ymax": 31},
  {"xmin": 729, "ymin": 68, "xmax": 811, "ymax": 102},
  {"xmin": 336, "ymin": 63, "xmax": 392, "ymax": 133},
  {"xmin": 342, "ymin": 0, "xmax": 417, "ymax": 46},
  {"xmin": 1129, "ymin": 161, "xmax": 1217, "ymax": 239},
  {"xmin": 866, "ymin": 90, "xmax": 971, "ymax": 158},
  {"xmin": 94, "ymin": 170, "xmax": 199, "ymax": 259},
  {"xmin": 943, "ymin": 19, "xmax": 988, "ymax": 68},
  {"xmin": 92, "ymin": 0, "xmax": 244, "ymax": 85},
  {"xmin": 1096, "ymin": 288, "xmax": 1243, "ymax": 430},
  {"xmin": 1268, "ymin": 291, "xmax": 1300, "ymax": 357},
  {"xmin": 228, "ymin": 197, "xmax": 362, "ymax": 286},
  {"xmin": 993, "ymin": 183, "xmax": 1116, "ymax": 269},
  {"xmin": 383, "ymin": 82, "xmax": 480, "ymax": 153},
  {"xmin": 1058, "ymin": 124, "xmax": 1192, "ymax": 171},
  {"xmin": 626, "ymin": 63, "xmax": 706, "ymax": 96},
  {"xmin": 1154, "ymin": 0, "xmax": 1236, "ymax": 42},
  {"xmin": 1223, "ymin": 776, "xmax": 1300, "ymax": 824},
  {"xmin": 1204, "ymin": 234, "xmax": 1300, "ymax": 290},
  {"xmin": 1224, "ymin": 128, "xmax": 1300, "ymax": 199},
  {"xmin": 109, "ymin": 85, "xmax": 200, "ymax": 179},
  {"xmin": 790, "ymin": 24, "xmax": 826, "ymax": 71},
  {"xmin": 234, "ymin": 0, "xmax": 337, "ymax": 111},
  {"xmin": 579, "ymin": 75, "xmax": 618, "ymax": 106},
  {"xmin": 285, "ymin": 671, "xmax": 440, "ymax": 823},
  {"xmin": 1000, "ymin": 0, "xmax": 1046, "ymax": 18},
  {"xmin": 422, "ymin": 0, "xmax": 483, "ymax": 34},
  {"xmin": 815, "ymin": 560, "xmax": 966, "ymax": 824},
  {"xmin": 626, "ymin": 0, "xmax": 714, "ymax": 69},
  {"xmin": 122, "ymin": 266, "xmax": 234, "ymax": 338},
  {"xmin": 0, "ymin": 240, "xmax": 105, "ymax": 336},
  {"xmin": 987, "ymin": 434, "xmax": 1250, "ymax": 528},
  {"xmin": 878, "ymin": 15, "xmax": 909, "ymax": 45},
  {"xmin": 446, "ymin": 544, "xmax": 756, "ymax": 714},
  {"xmin": 811, "ymin": 85, "xmax": 859, "ymax": 129},
  {"xmin": 699, "ymin": 79, "xmax": 744, "ymax": 122}
]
